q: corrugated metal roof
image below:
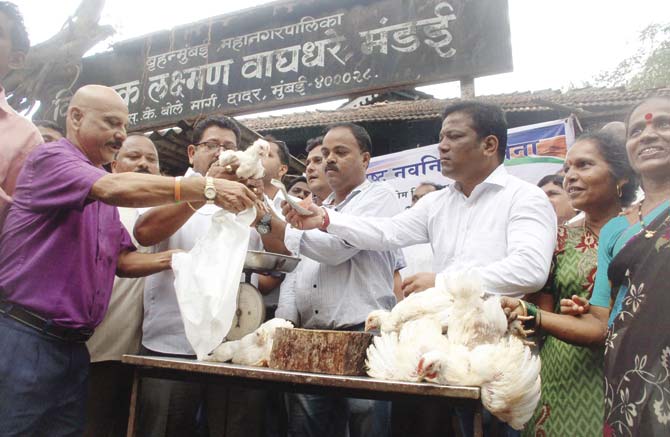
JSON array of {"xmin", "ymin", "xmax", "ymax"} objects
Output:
[
  {"xmin": 243, "ymin": 87, "xmax": 670, "ymax": 131},
  {"xmin": 150, "ymin": 86, "xmax": 670, "ymax": 175}
]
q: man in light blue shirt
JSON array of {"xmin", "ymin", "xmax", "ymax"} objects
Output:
[{"xmin": 261, "ymin": 123, "xmax": 404, "ymax": 437}]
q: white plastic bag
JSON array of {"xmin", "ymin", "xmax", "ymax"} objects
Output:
[{"xmin": 172, "ymin": 207, "xmax": 256, "ymax": 360}]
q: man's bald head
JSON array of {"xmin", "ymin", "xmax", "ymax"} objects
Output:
[
  {"xmin": 600, "ymin": 121, "xmax": 626, "ymax": 142},
  {"xmin": 112, "ymin": 135, "xmax": 160, "ymax": 175},
  {"xmin": 69, "ymin": 84, "xmax": 127, "ymax": 112},
  {"xmin": 66, "ymin": 85, "xmax": 129, "ymax": 166}
]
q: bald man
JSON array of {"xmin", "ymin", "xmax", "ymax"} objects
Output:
[
  {"xmin": 600, "ymin": 121, "xmax": 626, "ymax": 141},
  {"xmin": 0, "ymin": 85, "xmax": 256, "ymax": 435},
  {"xmin": 111, "ymin": 133, "xmax": 160, "ymax": 175}
]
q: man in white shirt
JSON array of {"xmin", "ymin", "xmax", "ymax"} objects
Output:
[
  {"xmin": 260, "ymin": 135, "xmax": 291, "ymax": 215},
  {"xmin": 304, "ymin": 136, "xmax": 330, "ymax": 205},
  {"xmin": 133, "ymin": 116, "xmax": 266, "ymax": 437},
  {"xmin": 261, "ymin": 123, "xmax": 404, "ymax": 437},
  {"xmin": 256, "ymin": 135, "xmax": 293, "ymax": 313},
  {"xmin": 283, "ymin": 102, "xmax": 556, "ymax": 435},
  {"xmin": 85, "ymin": 134, "xmax": 177, "ymax": 437},
  {"xmin": 276, "ymin": 137, "xmax": 331, "ymax": 324},
  {"xmin": 285, "ymin": 102, "xmax": 556, "ymax": 298},
  {"xmin": 400, "ymin": 182, "xmax": 444, "ymax": 283}
]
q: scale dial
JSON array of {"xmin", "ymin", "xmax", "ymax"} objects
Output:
[{"xmin": 226, "ymin": 282, "xmax": 265, "ymax": 340}]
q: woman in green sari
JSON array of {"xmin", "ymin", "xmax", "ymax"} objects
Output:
[
  {"xmin": 504, "ymin": 95, "xmax": 670, "ymax": 436},
  {"xmin": 528, "ymin": 131, "xmax": 636, "ymax": 436},
  {"xmin": 508, "ymin": 131, "xmax": 638, "ymax": 436}
]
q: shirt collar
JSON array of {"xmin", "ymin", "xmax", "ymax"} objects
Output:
[
  {"xmin": 451, "ymin": 164, "xmax": 509, "ymax": 194},
  {"xmin": 324, "ymin": 179, "xmax": 371, "ymax": 208},
  {"xmin": 267, "ymin": 189, "xmax": 285, "ymax": 204},
  {"xmin": 185, "ymin": 167, "xmax": 200, "ymax": 177},
  {"xmin": 60, "ymin": 137, "xmax": 97, "ymax": 167},
  {"xmin": 483, "ymin": 164, "xmax": 510, "ymax": 187}
]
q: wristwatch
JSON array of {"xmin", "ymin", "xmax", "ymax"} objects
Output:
[
  {"xmin": 204, "ymin": 176, "xmax": 216, "ymax": 204},
  {"xmin": 256, "ymin": 212, "xmax": 272, "ymax": 235}
]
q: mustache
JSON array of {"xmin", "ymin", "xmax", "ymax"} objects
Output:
[
  {"xmin": 106, "ymin": 141, "xmax": 123, "ymax": 148},
  {"xmin": 325, "ymin": 164, "xmax": 339, "ymax": 172},
  {"xmin": 134, "ymin": 168, "xmax": 151, "ymax": 174}
]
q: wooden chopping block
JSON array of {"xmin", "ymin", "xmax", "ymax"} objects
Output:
[{"xmin": 269, "ymin": 327, "xmax": 373, "ymax": 376}]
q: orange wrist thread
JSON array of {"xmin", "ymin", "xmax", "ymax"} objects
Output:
[{"xmin": 174, "ymin": 176, "xmax": 182, "ymax": 202}]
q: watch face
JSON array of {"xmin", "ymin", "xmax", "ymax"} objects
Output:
[
  {"xmin": 256, "ymin": 223, "xmax": 270, "ymax": 235},
  {"xmin": 205, "ymin": 187, "xmax": 216, "ymax": 200}
]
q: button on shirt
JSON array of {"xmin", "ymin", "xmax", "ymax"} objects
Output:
[
  {"xmin": 0, "ymin": 87, "xmax": 43, "ymax": 227},
  {"xmin": 325, "ymin": 166, "xmax": 557, "ymax": 297},
  {"xmin": 277, "ymin": 180, "xmax": 405, "ymax": 329},
  {"xmin": 0, "ymin": 139, "xmax": 135, "ymax": 329}
]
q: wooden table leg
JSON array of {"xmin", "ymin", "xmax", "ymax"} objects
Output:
[
  {"xmin": 473, "ymin": 402, "xmax": 483, "ymax": 437},
  {"xmin": 126, "ymin": 368, "xmax": 141, "ymax": 437}
]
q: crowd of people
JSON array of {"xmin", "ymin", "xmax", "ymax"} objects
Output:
[{"xmin": 1, "ymin": 2, "xmax": 670, "ymax": 437}]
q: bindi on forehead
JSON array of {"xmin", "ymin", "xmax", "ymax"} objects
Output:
[{"xmin": 645, "ymin": 113, "xmax": 653, "ymax": 123}]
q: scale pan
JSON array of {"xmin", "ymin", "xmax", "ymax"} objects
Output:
[{"xmin": 244, "ymin": 250, "xmax": 301, "ymax": 273}]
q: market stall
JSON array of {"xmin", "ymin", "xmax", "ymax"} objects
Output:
[{"xmin": 122, "ymin": 354, "xmax": 483, "ymax": 437}]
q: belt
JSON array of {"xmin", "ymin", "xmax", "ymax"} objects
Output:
[{"xmin": 0, "ymin": 301, "xmax": 93, "ymax": 343}]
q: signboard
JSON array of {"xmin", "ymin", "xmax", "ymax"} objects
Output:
[
  {"xmin": 367, "ymin": 118, "xmax": 575, "ymax": 209},
  {"xmin": 41, "ymin": 0, "xmax": 512, "ymax": 131}
]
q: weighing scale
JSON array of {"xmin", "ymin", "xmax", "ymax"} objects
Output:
[{"xmin": 226, "ymin": 250, "xmax": 300, "ymax": 340}]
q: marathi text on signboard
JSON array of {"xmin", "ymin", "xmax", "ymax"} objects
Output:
[{"xmin": 43, "ymin": 0, "xmax": 512, "ymax": 131}]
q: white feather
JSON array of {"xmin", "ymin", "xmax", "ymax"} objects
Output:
[
  {"xmin": 218, "ymin": 138, "xmax": 269, "ymax": 179},
  {"xmin": 205, "ymin": 318, "xmax": 293, "ymax": 366},
  {"xmin": 366, "ymin": 316, "xmax": 449, "ymax": 382},
  {"xmin": 365, "ymin": 285, "xmax": 453, "ymax": 334}
]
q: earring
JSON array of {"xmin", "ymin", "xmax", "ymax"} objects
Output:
[{"xmin": 616, "ymin": 184, "xmax": 623, "ymax": 198}]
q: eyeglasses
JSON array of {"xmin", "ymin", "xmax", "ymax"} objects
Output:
[{"xmin": 195, "ymin": 141, "xmax": 237, "ymax": 151}]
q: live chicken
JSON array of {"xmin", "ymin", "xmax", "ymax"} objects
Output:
[
  {"xmin": 365, "ymin": 269, "xmax": 541, "ymax": 430},
  {"xmin": 218, "ymin": 138, "xmax": 270, "ymax": 179},
  {"xmin": 205, "ymin": 318, "xmax": 293, "ymax": 366}
]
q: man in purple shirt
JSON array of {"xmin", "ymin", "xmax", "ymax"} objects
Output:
[{"xmin": 0, "ymin": 84, "xmax": 257, "ymax": 436}]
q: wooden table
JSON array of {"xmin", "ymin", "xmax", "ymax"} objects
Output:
[{"xmin": 122, "ymin": 354, "xmax": 483, "ymax": 437}]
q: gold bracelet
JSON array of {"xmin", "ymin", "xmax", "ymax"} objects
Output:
[
  {"xmin": 518, "ymin": 299, "xmax": 528, "ymax": 317},
  {"xmin": 186, "ymin": 201, "xmax": 199, "ymax": 212}
]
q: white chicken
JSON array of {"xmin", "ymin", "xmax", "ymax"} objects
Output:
[
  {"xmin": 365, "ymin": 268, "xmax": 540, "ymax": 430},
  {"xmin": 417, "ymin": 336, "xmax": 541, "ymax": 430},
  {"xmin": 408, "ymin": 270, "xmax": 541, "ymax": 430},
  {"xmin": 472, "ymin": 336, "xmax": 542, "ymax": 430},
  {"xmin": 218, "ymin": 138, "xmax": 270, "ymax": 179},
  {"xmin": 205, "ymin": 318, "xmax": 293, "ymax": 366},
  {"xmin": 365, "ymin": 280, "xmax": 453, "ymax": 333},
  {"xmin": 443, "ymin": 271, "xmax": 508, "ymax": 348},
  {"xmin": 416, "ymin": 344, "xmax": 490, "ymax": 387},
  {"xmin": 366, "ymin": 316, "xmax": 450, "ymax": 381}
]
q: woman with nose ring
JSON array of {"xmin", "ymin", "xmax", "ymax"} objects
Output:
[{"xmin": 586, "ymin": 95, "xmax": 670, "ymax": 435}]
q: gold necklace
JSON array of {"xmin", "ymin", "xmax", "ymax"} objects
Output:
[{"xmin": 638, "ymin": 201, "xmax": 656, "ymax": 239}]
